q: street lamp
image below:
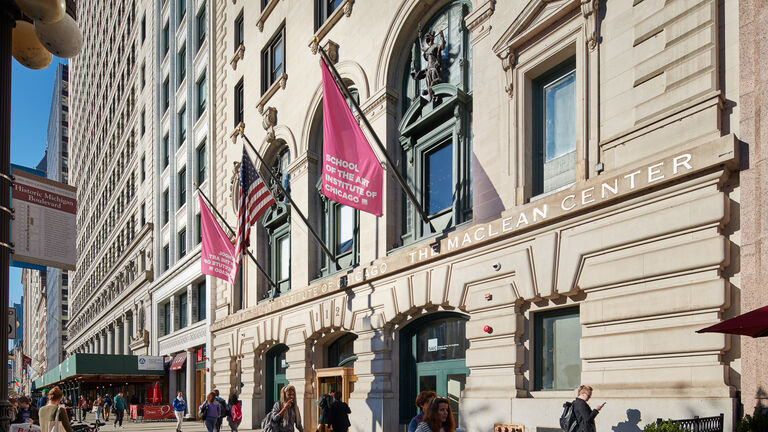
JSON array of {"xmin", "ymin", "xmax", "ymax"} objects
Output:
[{"xmin": 0, "ymin": 0, "xmax": 82, "ymax": 431}]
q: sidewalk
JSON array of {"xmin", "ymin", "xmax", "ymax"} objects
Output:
[{"xmin": 76, "ymin": 416, "xmax": 261, "ymax": 432}]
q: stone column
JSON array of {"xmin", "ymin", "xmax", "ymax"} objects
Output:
[
  {"xmin": 97, "ymin": 332, "xmax": 103, "ymax": 354},
  {"xmin": 115, "ymin": 321, "xmax": 123, "ymax": 355},
  {"xmin": 348, "ymin": 329, "xmax": 396, "ymax": 432},
  {"xmin": 185, "ymin": 347, "xmax": 195, "ymax": 418},
  {"xmin": 285, "ymin": 334, "xmax": 312, "ymax": 432},
  {"xmin": 106, "ymin": 325, "xmax": 114, "ymax": 355},
  {"xmin": 123, "ymin": 314, "xmax": 131, "ymax": 354}
]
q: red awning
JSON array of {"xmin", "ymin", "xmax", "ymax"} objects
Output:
[
  {"xmin": 697, "ymin": 305, "xmax": 768, "ymax": 338},
  {"xmin": 169, "ymin": 352, "xmax": 187, "ymax": 371}
]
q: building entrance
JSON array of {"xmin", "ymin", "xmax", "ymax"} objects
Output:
[{"xmin": 265, "ymin": 344, "xmax": 289, "ymax": 413}]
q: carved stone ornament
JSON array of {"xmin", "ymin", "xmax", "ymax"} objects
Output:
[
  {"xmin": 231, "ymin": 122, "xmax": 244, "ymax": 144},
  {"xmin": 323, "ymin": 40, "xmax": 339, "ymax": 64},
  {"xmin": 230, "ymin": 44, "xmax": 245, "ymax": 71},
  {"xmin": 412, "ymin": 27, "xmax": 447, "ymax": 102},
  {"xmin": 581, "ymin": 0, "xmax": 600, "ymax": 51},
  {"xmin": 500, "ymin": 47, "xmax": 517, "ymax": 98},
  {"xmin": 262, "ymin": 106, "xmax": 277, "ymax": 131}
]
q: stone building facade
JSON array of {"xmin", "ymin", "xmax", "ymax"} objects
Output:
[{"xmin": 201, "ymin": 0, "xmax": 753, "ymax": 431}]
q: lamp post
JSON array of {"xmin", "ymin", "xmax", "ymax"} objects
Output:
[{"xmin": 0, "ymin": 1, "xmax": 81, "ymax": 431}]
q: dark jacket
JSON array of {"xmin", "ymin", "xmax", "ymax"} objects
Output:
[
  {"xmin": 573, "ymin": 398, "xmax": 599, "ymax": 432},
  {"xmin": 11, "ymin": 406, "xmax": 39, "ymax": 425},
  {"xmin": 317, "ymin": 394, "xmax": 332, "ymax": 423},
  {"xmin": 326, "ymin": 399, "xmax": 351, "ymax": 432}
]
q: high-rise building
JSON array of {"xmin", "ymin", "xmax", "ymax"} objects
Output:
[
  {"xmin": 21, "ymin": 268, "xmax": 46, "ymax": 378},
  {"xmin": 44, "ymin": 63, "xmax": 70, "ymax": 371}
]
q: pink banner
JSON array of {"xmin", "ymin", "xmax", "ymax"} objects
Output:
[
  {"xmin": 321, "ymin": 58, "xmax": 383, "ymax": 216},
  {"xmin": 199, "ymin": 195, "xmax": 237, "ymax": 283}
]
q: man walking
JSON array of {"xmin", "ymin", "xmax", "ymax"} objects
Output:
[
  {"xmin": 213, "ymin": 390, "xmax": 227, "ymax": 432},
  {"xmin": 172, "ymin": 391, "xmax": 186, "ymax": 431},
  {"xmin": 573, "ymin": 385, "xmax": 605, "ymax": 432},
  {"xmin": 113, "ymin": 392, "xmax": 127, "ymax": 428},
  {"xmin": 326, "ymin": 392, "xmax": 351, "ymax": 432},
  {"xmin": 36, "ymin": 389, "xmax": 48, "ymax": 410}
]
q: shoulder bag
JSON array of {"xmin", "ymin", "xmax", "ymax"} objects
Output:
[{"xmin": 48, "ymin": 407, "xmax": 62, "ymax": 432}]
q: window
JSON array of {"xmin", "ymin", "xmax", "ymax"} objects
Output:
[
  {"xmin": 178, "ymin": 105, "xmax": 186, "ymax": 144},
  {"xmin": 140, "ymin": 202, "xmax": 146, "ymax": 226},
  {"xmin": 162, "ymin": 301, "xmax": 171, "ymax": 334},
  {"xmin": 532, "ymin": 57, "xmax": 577, "ymax": 196},
  {"xmin": 177, "ymin": 0, "xmax": 186, "ymax": 23},
  {"xmin": 195, "ymin": 281, "xmax": 206, "ymax": 321},
  {"xmin": 140, "ymin": 155, "xmax": 146, "ymax": 181},
  {"xmin": 196, "ymin": 139, "xmax": 207, "ymax": 184},
  {"xmin": 534, "ymin": 307, "xmax": 581, "ymax": 390},
  {"xmin": 163, "ymin": 77, "xmax": 170, "ymax": 112},
  {"xmin": 196, "ymin": 3, "xmax": 206, "ymax": 51},
  {"xmin": 195, "ymin": 213, "xmax": 202, "ymax": 245},
  {"xmin": 234, "ymin": 11, "xmax": 244, "ymax": 50},
  {"xmin": 163, "ymin": 244, "xmax": 170, "ymax": 271},
  {"xmin": 177, "ymin": 45, "xmax": 186, "ymax": 86},
  {"xmin": 314, "ymin": 0, "xmax": 344, "ymax": 31},
  {"xmin": 179, "ymin": 292, "xmax": 188, "ymax": 328},
  {"xmin": 424, "ymin": 141, "xmax": 453, "ymax": 215},
  {"xmin": 140, "ymin": 63, "xmax": 145, "ymax": 88},
  {"xmin": 178, "ymin": 167, "xmax": 186, "ymax": 206},
  {"xmin": 261, "ymin": 0, "xmax": 270, "ymax": 10},
  {"xmin": 178, "ymin": 228, "xmax": 187, "ymax": 258},
  {"xmin": 163, "ymin": 134, "xmax": 170, "ymax": 168},
  {"xmin": 163, "ymin": 22, "xmax": 170, "ymax": 55},
  {"xmin": 261, "ymin": 26, "xmax": 285, "ymax": 94},
  {"xmin": 163, "ymin": 189, "xmax": 169, "ymax": 225},
  {"xmin": 234, "ymin": 79, "xmax": 244, "ymax": 127},
  {"xmin": 140, "ymin": 108, "xmax": 146, "ymax": 135},
  {"xmin": 327, "ymin": 333, "xmax": 357, "ymax": 367},
  {"xmin": 263, "ymin": 148, "xmax": 291, "ymax": 296},
  {"xmin": 196, "ymin": 73, "xmax": 206, "ymax": 119},
  {"xmin": 141, "ymin": 14, "xmax": 146, "ymax": 43}
]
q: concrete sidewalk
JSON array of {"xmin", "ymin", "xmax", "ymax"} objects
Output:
[{"xmin": 74, "ymin": 416, "xmax": 261, "ymax": 432}]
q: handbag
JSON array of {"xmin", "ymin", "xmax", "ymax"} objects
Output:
[{"xmin": 48, "ymin": 407, "xmax": 62, "ymax": 432}]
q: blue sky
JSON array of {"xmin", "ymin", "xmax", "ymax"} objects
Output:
[{"xmin": 8, "ymin": 57, "xmax": 68, "ymax": 312}]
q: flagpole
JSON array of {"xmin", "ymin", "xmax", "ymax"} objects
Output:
[
  {"xmin": 196, "ymin": 186, "xmax": 278, "ymax": 292},
  {"xmin": 238, "ymin": 130, "xmax": 341, "ymax": 271},
  {"xmin": 317, "ymin": 45, "xmax": 438, "ymax": 235}
]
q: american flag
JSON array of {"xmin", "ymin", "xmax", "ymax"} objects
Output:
[{"xmin": 234, "ymin": 147, "xmax": 276, "ymax": 264}]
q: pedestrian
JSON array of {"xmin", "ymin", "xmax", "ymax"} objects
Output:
[
  {"xmin": 9, "ymin": 396, "xmax": 17, "ymax": 421},
  {"xmin": 103, "ymin": 393, "xmax": 112, "ymax": 422},
  {"xmin": 316, "ymin": 390, "xmax": 333, "ymax": 432},
  {"xmin": 94, "ymin": 395, "xmax": 104, "ymax": 423},
  {"xmin": 113, "ymin": 391, "xmax": 127, "ymax": 428},
  {"xmin": 325, "ymin": 392, "xmax": 351, "ymax": 432},
  {"xmin": 213, "ymin": 389, "xmax": 227, "ymax": 432},
  {"xmin": 64, "ymin": 396, "xmax": 75, "ymax": 421},
  {"xmin": 36, "ymin": 389, "xmax": 49, "ymax": 410},
  {"xmin": 408, "ymin": 391, "xmax": 437, "ymax": 432},
  {"xmin": 573, "ymin": 385, "xmax": 605, "ymax": 432},
  {"xmin": 414, "ymin": 397, "xmax": 456, "ymax": 432},
  {"xmin": 11, "ymin": 396, "xmax": 39, "ymax": 425},
  {"xmin": 262, "ymin": 385, "xmax": 303, "ymax": 432},
  {"xmin": 39, "ymin": 386, "xmax": 74, "ymax": 432},
  {"xmin": 172, "ymin": 391, "xmax": 186, "ymax": 431},
  {"xmin": 199, "ymin": 392, "xmax": 223, "ymax": 432},
  {"xmin": 78, "ymin": 395, "xmax": 89, "ymax": 422},
  {"xmin": 227, "ymin": 393, "xmax": 242, "ymax": 432}
]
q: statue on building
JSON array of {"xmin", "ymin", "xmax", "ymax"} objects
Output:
[{"xmin": 412, "ymin": 25, "xmax": 447, "ymax": 102}]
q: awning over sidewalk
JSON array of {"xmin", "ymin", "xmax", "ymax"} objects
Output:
[
  {"xmin": 33, "ymin": 353, "xmax": 166, "ymax": 389},
  {"xmin": 697, "ymin": 305, "xmax": 768, "ymax": 338},
  {"xmin": 169, "ymin": 352, "xmax": 187, "ymax": 371}
]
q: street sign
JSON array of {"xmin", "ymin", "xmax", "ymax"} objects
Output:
[{"xmin": 8, "ymin": 308, "xmax": 16, "ymax": 339}]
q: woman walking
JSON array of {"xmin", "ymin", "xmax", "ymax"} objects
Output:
[
  {"xmin": 263, "ymin": 385, "xmax": 303, "ymax": 432},
  {"xmin": 39, "ymin": 386, "xmax": 74, "ymax": 432},
  {"xmin": 199, "ymin": 392, "xmax": 222, "ymax": 432},
  {"xmin": 93, "ymin": 395, "xmax": 104, "ymax": 424},
  {"xmin": 227, "ymin": 393, "xmax": 242, "ymax": 431},
  {"xmin": 414, "ymin": 397, "xmax": 456, "ymax": 432}
]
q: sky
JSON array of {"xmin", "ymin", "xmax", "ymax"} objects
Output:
[{"xmin": 8, "ymin": 56, "xmax": 68, "ymax": 313}]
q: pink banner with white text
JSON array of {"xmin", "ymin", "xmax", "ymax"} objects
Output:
[{"xmin": 199, "ymin": 195, "xmax": 237, "ymax": 283}]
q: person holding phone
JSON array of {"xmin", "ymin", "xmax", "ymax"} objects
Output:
[
  {"xmin": 573, "ymin": 385, "xmax": 605, "ymax": 432},
  {"xmin": 263, "ymin": 385, "xmax": 303, "ymax": 432}
]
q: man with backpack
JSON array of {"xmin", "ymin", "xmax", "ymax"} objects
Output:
[
  {"xmin": 561, "ymin": 385, "xmax": 605, "ymax": 432},
  {"xmin": 213, "ymin": 389, "xmax": 227, "ymax": 432}
]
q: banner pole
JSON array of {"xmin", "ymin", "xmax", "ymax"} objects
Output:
[
  {"xmin": 317, "ymin": 45, "xmax": 438, "ymax": 235},
  {"xmin": 239, "ymin": 132, "xmax": 341, "ymax": 271},
  {"xmin": 196, "ymin": 186, "xmax": 278, "ymax": 293}
]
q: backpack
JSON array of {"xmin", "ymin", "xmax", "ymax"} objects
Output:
[
  {"xmin": 560, "ymin": 400, "xmax": 578, "ymax": 432},
  {"xmin": 230, "ymin": 403, "xmax": 242, "ymax": 422},
  {"xmin": 198, "ymin": 402, "xmax": 208, "ymax": 419}
]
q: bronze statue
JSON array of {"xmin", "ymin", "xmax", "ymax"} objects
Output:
[{"xmin": 411, "ymin": 26, "xmax": 446, "ymax": 102}]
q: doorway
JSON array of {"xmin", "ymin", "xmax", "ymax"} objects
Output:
[{"xmin": 265, "ymin": 344, "xmax": 289, "ymax": 413}]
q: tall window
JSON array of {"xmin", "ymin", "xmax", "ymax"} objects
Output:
[
  {"xmin": 234, "ymin": 11, "xmax": 244, "ymax": 50},
  {"xmin": 178, "ymin": 167, "xmax": 186, "ymax": 206},
  {"xmin": 163, "ymin": 134, "xmax": 170, "ymax": 168},
  {"xmin": 196, "ymin": 140, "xmax": 207, "ymax": 184},
  {"xmin": 196, "ymin": 3, "xmax": 206, "ymax": 51},
  {"xmin": 140, "ymin": 202, "xmax": 146, "ymax": 226},
  {"xmin": 140, "ymin": 109, "xmax": 146, "ymax": 135},
  {"xmin": 177, "ymin": 44, "xmax": 186, "ymax": 86},
  {"xmin": 141, "ymin": 14, "xmax": 146, "ymax": 43},
  {"xmin": 195, "ymin": 213, "xmax": 202, "ymax": 245},
  {"xmin": 177, "ymin": 0, "xmax": 186, "ymax": 23},
  {"xmin": 163, "ymin": 244, "xmax": 170, "ymax": 271},
  {"xmin": 263, "ymin": 148, "xmax": 291, "ymax": 296},
  {"xmin": 163, "ymin": 189, "xmax": 169, "ymax": 225},
  {"xmin": 532, "ymin": 57, "xmax": 576, "ymax": 197},
  {"xmin": 196, "ymin": 281, "xmax": 206, "ymax": 321},
  {"xmin": 234, "ymin": 79, "xmax": 244, "ymax": 126},
  {"xmin": 140, "ymin": 155, "xmax": 146, "ymax": 181},
  {"xmin": 196, "ymin": 73, "xmax": 206, "ymax": 119},
  {"xmin": 398, "ymin": 1, "xmax": 472, "ymax": 247},
  {"xmin": 314, "ymin": 0, "xmax": 343, "ymax": 30},
  {"xmin": 163, "ymin": 22, "xmax": 170, "ymax": 55},
  {"xmin": 178, "ymin": 292, "xmax": 187, "ymax": 328},
  {"xmin": 140, "ymin": 63, "xmax": 145, "ymax": 88},
  {"xmin": 163, "ymin": 301, "xmax": 171, "ymax": 335},
  {"xmin": 163, "ymin": 77, "xmax": 170, "ymax": 112},
  {"xmin": 261, "ymin": 26, "xmax": 285, "ymax": 94},
  {"xmin": 534, "ymin": 307, "xmax": 581, "ymax": 390},
  {"xmin": 178, "ymin": 228, "xmax": 187, "ymax": 259},
  {"xmin": 178, "ymin": 105, "xmax": 187, "ymax": 144}
]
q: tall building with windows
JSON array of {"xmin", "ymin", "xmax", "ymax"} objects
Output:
[
  {"xmin": 207, "ymin": 1, "xmax": 752, "ymax": 431},
  {"xmin": 149, "ymin": 0, "xmax": 213, "ymax": 411},
  {"xmin": 44, "ymin": 63, "xmax": 71, "ymax": 370},
  {"xmin": 22, "ymin": 268, "xmax": 46, "ymax": 377}
]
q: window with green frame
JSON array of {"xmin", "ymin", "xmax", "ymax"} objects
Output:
[
  {"xmin": 327, "ymin": 333, "xmax": 358, "ymax": 367},
  {"xmin": 265, "ymin": 344, "xmax": 289, "ymax": 414},
  {"xmin": 397, "ymin": 1, "xmax": 472, "ymax": 247},
  {"xmin": 262, "ymin": 147, "xmax": 291, "ymax": 297},
  {"xmin": 534, "ymin": 306, "xmax": 581, "ymax": 391}
]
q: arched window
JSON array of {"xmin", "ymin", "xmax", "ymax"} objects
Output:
[
  {"xmin": 397, "ymin": 1, "xmax": 472, "ymax": 246},
  {"xmin": 262, "ymin": 147, "xmax": 291, "ymax": 296},
  {"xmin": 265, "ymin": 344, "xmax": 289, "ymax": 413},
  {"xmin": 327, "ymin": 333, "xmax": 358, "ymax": 367}
]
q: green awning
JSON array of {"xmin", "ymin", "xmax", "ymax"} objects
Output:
[{"xmin": 33, "ymin": 354, "xmax": 165, "ymax": 389}]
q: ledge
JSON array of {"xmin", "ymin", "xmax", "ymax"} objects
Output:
[
  {"xmin": 256, "ymin": 73, "xmax": 287, "ymax": 114},
  {"xmin": 230, "ymin": 44, "xmax": 245, "ymax": 71},
  {"xmin": 257, "ymin": 0, "xmax": 280, "ymax": 32},
  {"xmin": 308, "ymin": 0, "xmax": 354, "ymax": 54}
]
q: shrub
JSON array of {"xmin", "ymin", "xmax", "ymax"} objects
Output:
[
  {"xmin": 643, "ymin": 421, "xmax": 686, "ymax": 432},
  {"xmin": 735, "ymin": 406, "xmax": 768, "ymax": 432}
]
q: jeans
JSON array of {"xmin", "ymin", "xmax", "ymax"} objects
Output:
[
  {"xmin": 174, "ymin": 410, "xmax": 184, "ymax": 430},
  {"xmin": 114, "ymin": 410, "xmax": 124, "ymax": 426},
  {"xmin": 204, "ymin": 417, "xmax": 217, "ymax": 432},
  {"xmin": 228, "ymin": 419, "xmax": 241, "ymax": 432}
]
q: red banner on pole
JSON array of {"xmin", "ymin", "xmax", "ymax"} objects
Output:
[
  {"xmin": 320, "ymin": 58, "xmax": 383, "ymax": 216},
  {"xmin": 199, "ymin": 195, "xmax": 237, "ymax": 283}
]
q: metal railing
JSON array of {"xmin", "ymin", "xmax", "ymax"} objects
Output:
[{"xmin": 656, "ymin": 413, "xmax": 724, "ymax": 432}]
